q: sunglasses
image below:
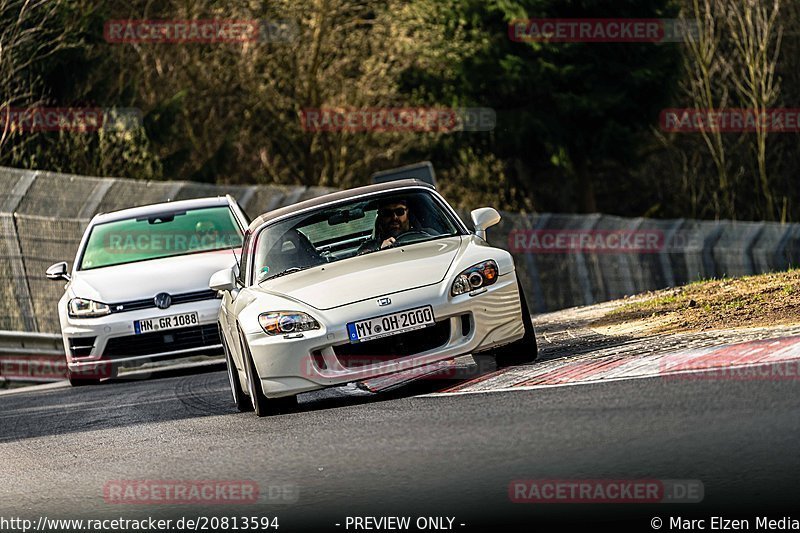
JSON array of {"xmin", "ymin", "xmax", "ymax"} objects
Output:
[{"xmin": 379, "ymin": 207, "xmax": 407, "ymax": 217}]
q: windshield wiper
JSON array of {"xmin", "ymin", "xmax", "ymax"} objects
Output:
[{"xmin": 261, "ymin": 266, "xmax": 307, "ymax": 282}]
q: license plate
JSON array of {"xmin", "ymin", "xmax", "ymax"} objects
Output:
[
  {"xmin": 134, "ymin": 312, "xmax": 199, "ymax": 334},
  {"xmin": 347, "ymin": 305, "xmax": 435, "ymax": 343}
]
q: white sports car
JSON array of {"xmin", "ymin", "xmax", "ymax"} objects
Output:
[
  {"xmin": 211, "ymin": 179, "xmax": 537, "ymax": 416},
  {"xmin": 47, "ymin": 196, "xmax": 249, "ymax": 386}
]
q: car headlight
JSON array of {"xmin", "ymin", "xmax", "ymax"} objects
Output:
[
  {"xmin": 258, "ymin": 311, "xmax": 320, "ymax": 335},
  {"xmin": 451, "ymin": 260, "xmax": 499, "ymax": 296},
  {"xmin": 68, "ymin": 298, "xmax": 111, "ymax": 318}
]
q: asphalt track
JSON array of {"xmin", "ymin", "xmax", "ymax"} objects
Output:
[{"xmin": 2, "ymin": 310, "xmax": 800, "ymax": 532}]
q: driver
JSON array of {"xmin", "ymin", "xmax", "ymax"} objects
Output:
[
  {"xmin": 376, "ymin": 199, "xmax": 411, "ymax": 248},
  {"xmin": 357, "ymin": 198, "xmax": 414, "ymax": 254}
]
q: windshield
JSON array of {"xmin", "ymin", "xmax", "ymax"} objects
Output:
[
  {"xmin": 79, "ymin": 206, "xmax": 243, "ymax": 270},
  {"xmin": 252, "ymin": 190, "xmax": 462, "ymax": 284}
]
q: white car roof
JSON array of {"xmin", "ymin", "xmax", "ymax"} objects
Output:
[{"xmin": 90, "ymin": 196, "xmax": 231, "ymax": 225}]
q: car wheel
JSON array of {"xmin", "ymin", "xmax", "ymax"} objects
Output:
[
  {"xmin": 239, "ymin": 327, "xmax": 297, "ymax": 417},
  {"xmin": 494, "ymin": 279, "xmax": 539, "ymax": 367},
  {"xmin": 222, "ymin": 328, "xmax": 252, "ymax": 412}
]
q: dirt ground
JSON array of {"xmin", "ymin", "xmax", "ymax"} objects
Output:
[{"xmin": 590, "ymin": 269, "xmax": 800, "ymax": 334}]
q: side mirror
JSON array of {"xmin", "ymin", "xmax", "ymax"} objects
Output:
[
  {"xmin": 46, "ymin": 261, "xmax": 70, "ymax": 281},
  {"xmin": 210, "ymin": 267, "xmax": 236, "ymax": 292},
  {"xmin": 470, "ymin": 207, "xmax": 501, "ymax": 241}
]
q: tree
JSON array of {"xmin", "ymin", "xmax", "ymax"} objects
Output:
[
  {"xmin": 412, "ymin": 0, "xmax": 680, "ymax": 214},
  {"xmin": 680, "ymin": 0, "xmax": 736, "ymax": 218},
  {"xmin": 722, "ymin": 0, "xmax": 782, "ymax": 221}
]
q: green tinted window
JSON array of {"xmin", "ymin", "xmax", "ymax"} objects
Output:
[{"xmin": 79, "ymin": 206, "xmax": 243, "ymax": 270}]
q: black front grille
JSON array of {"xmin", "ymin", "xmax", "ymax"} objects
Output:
[
  {"xmin": 333, "ymin": 320, "xmax": 451, "ymax": 368},
  {"xmin": 108, "ymin": 289, "xmax": 219, "ymax": 314},
  {"xmin": 68, "ymin": 336, "xmax": 96, "ymax": 358},
  {"xmin": 103, "ymin": 324, "xmax": 222, "ymax": 358}
]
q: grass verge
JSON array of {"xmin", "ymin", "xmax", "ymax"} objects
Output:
[{"xmin": 591, "ymin": 269, "xmax": 800, "ymax": 334}]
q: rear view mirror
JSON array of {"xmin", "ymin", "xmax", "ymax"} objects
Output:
[
  {"xmin": 210, "ymin": 267, "xmax": 236, "ymax": 292},
  {"xmin": 46, "ymin": 261, "xmax": 70, "ymax": 281},
  {"xmin": 470, "ymin": 208, "xmax": 501, "ymax": 241},
  {"xmin": 328, "ymin": 208, "xmax": 365, "ymax": 225}
]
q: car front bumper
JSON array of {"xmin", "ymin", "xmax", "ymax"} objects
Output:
[
  {"xmin": 244, "ymin": 272, "xmax": 525, "ymax": 398},
  {"xmin": 61, "ymin": 298, "xmax": 224, "ymax": 372}
]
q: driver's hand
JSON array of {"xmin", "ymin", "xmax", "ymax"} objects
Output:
[{"xmin": 380, "ymin": 237, "xmax": 396, "ymax": 249}]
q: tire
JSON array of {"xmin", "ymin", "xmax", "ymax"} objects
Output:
[
  {"xmin": 222, "ymin": 327, "xmax": 252, "ymax": 412},
  {"xmin": 67, "ymin": 373, "xmax": 100, "ymax": 387},
  {"xmin": 494, "ymin": 279, "xmax": 539, "ymax": 367},
  {"xmin": 239, "ymin": 326, "xmax": 297, "ymax": 417}
]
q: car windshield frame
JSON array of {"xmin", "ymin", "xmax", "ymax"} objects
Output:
[
  {"xmin": 247, "ymin": 187, "xmax": 468, "ymax": 286},
  {"xmin": 76, "ymin": 205, "xmax": 245, "ymax": 271}
]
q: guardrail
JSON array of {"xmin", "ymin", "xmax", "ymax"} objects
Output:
[
  {"xmin": 0, "ymin": 330, "xmax": 66, "ymax": 384},
  {"xmin": 4, "ymin": 166, "xmax": 800, "ymax": 331}
]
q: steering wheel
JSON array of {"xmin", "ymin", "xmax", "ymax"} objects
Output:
[{"xmin": 392, "ymin": 229, "xmax": 433, "ymax": 245}]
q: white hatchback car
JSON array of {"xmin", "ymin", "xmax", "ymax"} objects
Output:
[
  {"xmin": 211, "ymin": 180, "xmax": 537, "ymax": 416},
  {"xmin": 47, "ymin": 196, "xmax": 249, "ymax": 385}
]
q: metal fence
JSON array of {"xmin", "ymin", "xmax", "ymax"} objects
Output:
[
  {"xmin": 2, "ymin": 165, "xmax": 800, "ymax": 333},
  {"xmin": 0, "ymin": 330, "xmax": 65, "ymax": 384},
  {"xmin": 495, "ymin": 213, "xmax": 800, "ymax": 313}
]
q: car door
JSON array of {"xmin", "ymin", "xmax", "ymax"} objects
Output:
[
  {"xmin": 219, "ymin": 198, "xmax": 248, "ymax": 356},
  {"xmin": 225, "ymin": 229, "xmax": 252, "ymax": 372},
  {"xmin": 217, "ymin": 262, "xmax": 236, "ymax": 354}
]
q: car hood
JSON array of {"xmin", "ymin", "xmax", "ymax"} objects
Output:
[
  {"xmin": 69, "ymin": 252, "xmax": 236, "ymax": 303},
  {"xmin": 257, "ymin": 236, "xmax": 463, "ymax": 310}
]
